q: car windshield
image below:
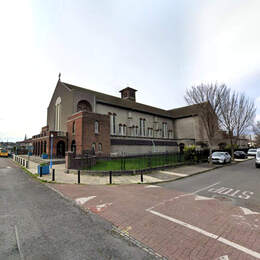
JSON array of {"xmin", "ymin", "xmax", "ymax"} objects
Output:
[
  {"xmin": 212, "ymin": 152, "xmax": 224, "ymax": 156},
  {"xmin": 249, "ymin": 149, "xmax": 256, "ymax": 152}
]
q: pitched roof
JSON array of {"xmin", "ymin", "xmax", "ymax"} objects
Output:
[
  {"xmin": 61, "ymin": 81, "xmax": 175, "ymax": 118},
  {"xmin": 168, "ymin": 102, "xmax": 209, "ymax": 118}
]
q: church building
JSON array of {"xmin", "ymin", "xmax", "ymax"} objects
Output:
[{"xmin": 32, "ymin": 79, "xmax": 208, "ymax": 158}]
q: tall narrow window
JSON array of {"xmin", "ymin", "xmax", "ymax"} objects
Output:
[
  {"xmin": 72, "ymin": 121, "xmax": 75, "ymax": 134},
  {"xmin": 98, "ymin": 143, "xmax": 102, "ymax": 151},
  {"xmin": 92, "ymin": 143, "xmax": 96, "ymax": 152},
  {"xmin": 162, "ymin": 123, "xmax": 167, "ymax": 138},
  {"xmin": 168, "ymin": 130, "xmax": 173, "ymax": 139},
  {"xmin": 95, "ymin": 121, "xmax": 99, "ymax": 134},
  {"xmin": 109, "ymin": 113, "xmax": 116, "ymax": 135},
  {"xmin": 139, "ymin": 119, "xmax": 146, "ymax": 136},
  {"xmin": 55, "ymin": 97, "xmax": 61, "ymax": 131},
  {"xmin": 139, "ymin": 119, "xmax": 142, "ymax": 136},
  {"xmin": 119, "ymin": 124, "xmax": 123, "ymax": 135},
  {"xmin": 123, "ymin": 124, "xmax": 127, "ymax": 136}
]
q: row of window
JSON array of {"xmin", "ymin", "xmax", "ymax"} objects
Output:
[
  {"xmin": 118, "ymin": 125, "xmax": 173, "ymax": 138},
  {"xmin": 110, "ymin": 114, "xmax": 173, "ymax": 138},
  {"xmin": 71, "ymin": 117, "xmax": 173, "ymax": 138}
]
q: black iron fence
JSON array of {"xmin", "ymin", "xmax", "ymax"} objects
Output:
[{"xmin": 88, "ymin": 150, "xmax": 210, "ymax": 171}]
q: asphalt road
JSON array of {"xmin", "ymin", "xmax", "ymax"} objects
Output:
[
  {"xmin": 160, "ymin": 159, "xmax": 260, "ymax": 212},
  {"xmin": 0, "ymin": 158, "xmax": 154, "ymax": 260}
]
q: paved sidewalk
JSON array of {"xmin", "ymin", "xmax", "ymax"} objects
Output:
[
  {"xmin": 35, "ymin": 162, "xmax": 222, "ymax": 184},
  {"xmin": 23, "ymin": 157, "xmax": 251, "ymax": 185}
]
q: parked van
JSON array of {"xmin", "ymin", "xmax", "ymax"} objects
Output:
[{"xmin": 256, "ymin": 149, "xmax": 260, "ymax": 168}]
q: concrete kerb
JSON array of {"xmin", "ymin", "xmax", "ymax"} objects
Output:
[{"xmin": 148, "ymin": 157, "xmax": 254, "ymax": 185}]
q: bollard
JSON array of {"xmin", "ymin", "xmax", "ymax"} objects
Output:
[
  {"xmin": 109, "ymin": 171, "xmax": 112, "ymax": 184},
  {"xmin": 52, "ymin": 169, "xmax": 55, "ymax": 182},
  {"xmin": 40, "ymin": 166, "xmax": 42, "ymax": 177},
  {"xmin": 78, "ymin": 170, "xmax": 80, "ymax": 184},
  {"xmin": 141, "ymin": 172, "xmax": 144, "ymax": 183},
  {"xmin": 26, "ymin": 161, "xmax": 28, "ymax": 168}
]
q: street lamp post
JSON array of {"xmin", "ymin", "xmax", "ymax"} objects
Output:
[{"xmin": 50, "ymin": 133, "xmax": 54, "ymax": 169}]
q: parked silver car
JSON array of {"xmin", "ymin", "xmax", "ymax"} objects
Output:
[
  {"xmin": 247, "ymin": 149, "xmax": 257, "ymax": 157},
  {"xmin": 255, "ymin": 149, "xmax": 260, "ymax": 168},
  {"xmin": 209, "ymin": 152, "xmax": 231, "ymax": 164}
]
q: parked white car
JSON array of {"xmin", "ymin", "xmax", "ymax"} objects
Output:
[
  {"xmin": 247, "ymin": 149, "xmax": 257, "ymax": 157},
  {"xmin": 255, "ymin": 149, "xmax": 260, "ymax": 168},
  {"xmin": 209, "ymin": 152, "xmax": 231, "ymax": 164}
]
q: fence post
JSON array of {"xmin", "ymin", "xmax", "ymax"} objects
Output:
[
  {"xmin": 78, "ymin": 170, "xmax": 80, "ymax": 184},
  {"xmin": 140, "ymin": 171, "xmax": 143, "ymax": 183},
  {"xmin": 40, "ymin": 166, "xmax": 42, "ymax": 177},
  {"xmin": 52, "ymin": 169, "xmax": 55, "ymax": 182},
  {"xmin": 109, "ymin": 171, "xmax": 112, "ymax": 184}
]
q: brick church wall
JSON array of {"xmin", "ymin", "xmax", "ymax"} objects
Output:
[{"xmin": 67, "ymin": 111, "xmax": 110, "ymax": 156}]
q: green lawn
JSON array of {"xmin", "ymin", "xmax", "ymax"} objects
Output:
[{"xmin": 89, "ymin": 154, "xmax": 185, "ymax": 171}]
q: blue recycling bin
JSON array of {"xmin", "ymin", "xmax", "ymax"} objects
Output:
[
  {"xmin": 37, "ymin": 165, "xmax": 50, "ymax": 175},
  {"xmin": 42, "ymin": 154, "xmax": 48, "ymax": 159}
]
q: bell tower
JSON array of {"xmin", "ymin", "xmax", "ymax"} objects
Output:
[{"xmin": 119, "ymin": 87, "xmax": 137, "ymax": 102}]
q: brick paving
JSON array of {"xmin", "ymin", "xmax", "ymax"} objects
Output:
[{"xmin": 51, "ymin": 183, "xmax": 260, "ymax": 260}]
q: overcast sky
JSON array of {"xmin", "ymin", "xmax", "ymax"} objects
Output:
[{"xmin": 0, "ymin": 0, "xmax": 260, "ymax": 142}]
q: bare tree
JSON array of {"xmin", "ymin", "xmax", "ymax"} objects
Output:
[
  {"xmin": 185, "ymin": 83, "xmax": 228, "ymax": 163},
  {"xmin": 218, "ymin": 90, "xmax": 256, "ymax": 158},
  {"xmin": 253, "ymin": 121, "xmax": 260, "ymax": 146}
]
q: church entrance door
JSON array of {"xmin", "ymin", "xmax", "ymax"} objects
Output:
[{"xmin": 56, "ymin": 141, "xmax": 65, "ymax": 158}]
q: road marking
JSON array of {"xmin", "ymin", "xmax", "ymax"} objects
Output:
[
  {"xmin": 145, "ymin": 185, "xmax": 161, "ymax": 188},
  {"xmin": 195, "ymin": 195, "xmax": 214, "ymax": 201},
  {"xmin": 147, "ymin": 209, "xmax": 260, "ymax": 259},
  {"xmin": 192, "ymin": 182, "xmax": 220, "ymax": 194},
  {"xmin": 75, "ymin": 196, "xmax": 96, "ymax": 205},
  {"xmin": 208, "ymin": 187, "xmax": 254, "ymax": 200},
  {"xmin": 240, "ymin": 207, "xmax": 260, "ymax": 215},
  {"xmin": 95, "ymin": 203, "xmax": 112, "ymax": 212},
  {"xmin": 6, "ymin": 166, "xmax": 11, "ymax": 168},
  {"xmin": 160, "ymin": 170, "xmax": 188, "ymax": 177},
  {"xmin": 15, "ymin": 225, "xmax": 24, "ymax": 260}
]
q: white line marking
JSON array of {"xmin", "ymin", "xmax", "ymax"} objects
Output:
[
  {"xmin": 75, "ymin": 196, "xmax": 96, "ymax": 205},
  {"xmin": 146, "ymin": 182, "xmax": 219, "ymax": 211},
  {"xmin": 240, "ymin": 207, "xmax": 260, "ymax": 215},
  {"xmin": 159, "ymin": 170, "xmax": 188, "ymax": 177},
  {"xmin": 147, "ymin": 209, "xmax": 260, "ymax": 259},
  {"xmin": 195, "ymin": 195, "xmax": 214, "ymax": 201},
  {"xmin": 6, "ymin": 166, "xmax": 11, "ymax": 168},
  {"xmin": 192, "ymin": 182, "xmax": 220, "ymax": 194},
  {"xmin": 145, "ymin": 185, "xmax": 161, "ymax": 188},
  {"xmin": 96, "ymin": 203, "xmax": 112, "ymax": 212},
  {"xmin": 15, "ymin": 225, "xmax": 24, "ymax": 260}
]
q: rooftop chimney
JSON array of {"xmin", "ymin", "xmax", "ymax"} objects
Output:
[{"xmin": 119, "ymin": 87, "xmax": 137, "ymax": 102}]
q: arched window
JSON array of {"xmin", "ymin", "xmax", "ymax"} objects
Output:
[
  {"xmin": 92, "ymin": 143, "xmax": 96, "ymax": 152},
  {"xmin": 77, "ymin": 100, "xmax": 92, "ymax": 112},
  {"xmin": 98, "ymin": 143, "xmax": 102, "ymax": 152},
  {"xmin": 55, "ymin": 97, "xmax": 61, "ymax": 131}
]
